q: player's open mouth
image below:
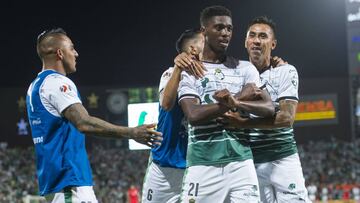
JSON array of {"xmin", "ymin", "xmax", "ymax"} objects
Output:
[{"xmin": 251, "ymin": 47, "xmax": 262, "ymax": 53}]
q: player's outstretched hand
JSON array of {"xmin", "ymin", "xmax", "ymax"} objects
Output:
[
  {"xmin": 130, "ymin": 123, "xmax": 163, "ymax": 147},
  {"xmin": 216, "ymin": 111, "xmax": 248, "ymax": 130},
  {"xmin": 213, "ymin": 89, "xmax": 237, "ymax": 109},
  {"xmin": 235, "ymin": 83, "xmax": 262, "ymax": 101},
  {"xmin": 271, "ymin": 56, "xmax": 288, "ymax": 67},
  {"xmin": 174, "ymin": 52, "xmax": 206, "ymax": 79}
]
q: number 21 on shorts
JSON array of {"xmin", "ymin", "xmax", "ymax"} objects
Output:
[{"xmin": 188, "ymin": 182, "xmax": 199, "ymax": 197}]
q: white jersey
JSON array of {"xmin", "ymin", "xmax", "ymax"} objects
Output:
[
  {"xmin": 260, "ymin": 64, "xmax": 298, "ymax": 103},
  {"xmin": 249, "ymin": 64, "xmax": 299, "ymax": 164},
  {"xmin": 178, "ymin": 56, "xmax": 261, "ymax": 166},
  {"xmin": 35, "ymin": 71, "xmax": 82, "ymax": 117},
  {"xmin": 158, "ymin": 67, "xmax": 174, "ymax": 93}
]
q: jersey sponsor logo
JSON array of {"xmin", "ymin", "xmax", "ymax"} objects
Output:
[
  {"xmin": 200, "ymin": 77, "xmax": 209, "ymax": 88},
  {"xmin": 33, "ymin": 136, "xmax": 43, "ymax": 144},
  {"xmin": 204, "ymin": 94, "xmax": 215, "ymax": 104},
  {"xmin": 32, "ymin": 118, "xmax": 42, "ymax": 125}
]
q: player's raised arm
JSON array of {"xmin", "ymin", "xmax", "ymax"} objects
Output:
[
  {"xmin": 270, "ymin": 56, "xmax": 288, "ymax": 67},
  {"xmin": 161, "ymin": 29, "xmax": 206, "ymax": 111},
  {"xmin": 160, "ymin": 52, "xmax": 204, "ymax": 111},
  {"xmin": 63, "ymin": 103, "xmax": 162, "ymax": 147}
]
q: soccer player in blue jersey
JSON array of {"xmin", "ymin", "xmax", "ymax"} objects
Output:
[
  {"xmin": 141, "ymin": 29, "xmax": 205, "ymax": 203},
  {"xmin": 26, "ymin": 28, "xmax": 162, "ymax": 203}
]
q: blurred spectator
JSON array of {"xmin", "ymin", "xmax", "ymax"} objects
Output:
[{"xmin": 127, "ymin": 184, "xmax": 140, "ymax": 203}]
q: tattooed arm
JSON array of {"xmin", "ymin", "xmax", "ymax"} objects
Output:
[
  {"xmin": 63, "ymin": 103, "xmax": 162, "ymax": 146},
  {"xmin": 218, "ymin": 99, "xmax": 297, "ymax": 129}
]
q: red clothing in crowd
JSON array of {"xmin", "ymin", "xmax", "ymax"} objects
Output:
[{"xmin": 127, "ymin": 186, "xmax": 139, "ymax": 203}]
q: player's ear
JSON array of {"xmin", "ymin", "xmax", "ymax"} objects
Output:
[
  {"xmin": 200, "ymin": 26, "xmax": 205, "ymax": 33},
  {"xmin": 244, "ymin": 31, "xmax": 249, "ymax": 49},
  {"xmin": 55, "ymin": 49, "xmax": 63, "ymax": 60},
  {"xmin": 244, "ymin": 37, "xmax": 248, "ymax": 49},
  {"xmin": 189, "ymin": 45, "xmax": 196, "ymax": 55},
  {"xmin": 271, "ymin": 39, "xmax": 277, "ymax": 50}
]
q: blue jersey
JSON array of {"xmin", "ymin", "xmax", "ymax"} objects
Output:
[
  {"xmin": 151, "ymin": 68, "xmax": 188, "ymax": 169},
  {"xmin": 26, "ymin": 70, "xmax": 92, "ymax": 195}
]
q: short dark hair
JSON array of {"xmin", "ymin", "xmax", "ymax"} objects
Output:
[
  {"xmin": 175, "ymin": 29, "xmax": 202, "ymax": 53},
  {"xmin": 247, "ymin": 16, "xmax": 277, "ymax": 39},
  {"xmin": 200, "ymin": 5, "xmax": 232, "ymax": 26},
  {"xmin": 36, "ymin": 27, "xmax": 67, "ymax": 58}
]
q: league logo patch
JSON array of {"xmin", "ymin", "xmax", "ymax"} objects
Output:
[
  {"xmin": 162, "ymin": 71, "xmax": 171, "ymax": 79},
  {"xmin": 59, "ymin": 84, "xmax": 72, "ymax": 93}
]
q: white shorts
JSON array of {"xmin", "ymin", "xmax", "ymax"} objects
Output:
[
  {"xmin": 142, "ymin": 161, "xmax": 185, "ymax": 203},
  {"xmin": 255, "ymin": 153, "xmax": 311, "ymax": 203},
  {"xmin": 180, "ymin": 159, "xmax": 260, "ymax": 203},
  {"xmin": 44, "ymin": 186, "xmax": 98, "ymax": 203}
]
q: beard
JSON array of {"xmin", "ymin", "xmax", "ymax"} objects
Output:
[{"xmin": 63, "ymin": 60, "xmax": 76, "ymax": 74}]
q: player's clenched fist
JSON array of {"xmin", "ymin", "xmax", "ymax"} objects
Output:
[
  {"xmin": 213, "ymin": 89, "xmax": 238, "ymax": 109},
  {"xmin": 130, "ymin": 123, "xmax": 163, "ymax": 147},
  {"xmin": 235, "ymin": 83, "xmax": 262, "ymax": 101}
]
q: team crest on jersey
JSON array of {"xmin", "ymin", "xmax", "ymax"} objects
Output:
[
  {"xmin": 60, "ymin": 84, "xmax": 71, "ymax": 92},
  {"xmin": 189, "ymin": 198, "xmax": 196, "ymax": 203},
  {"xmin": 288, "ymin": 183, "xmax": 296, "ymax": 190},
  {"xmin": 214, "ymin": 68, "xmax": 225, "ymax": 80}
]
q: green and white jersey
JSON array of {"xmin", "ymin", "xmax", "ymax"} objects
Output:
[
  {"xmin": 178, "ymin": 56, "xmax": 261, "ymax": 167},
  {"xmin": 249, "ymin": 64, "xmax": 299, "ymax": 164}
]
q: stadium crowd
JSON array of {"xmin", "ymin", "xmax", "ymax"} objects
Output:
[{"xmin": 1, "ymin": 137, "xmax": 360, "ymax": 202}]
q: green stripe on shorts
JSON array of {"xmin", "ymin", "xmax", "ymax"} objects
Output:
[{"xmin": 64, "ymin": 189, "xmax": 72, "ymax": 203}]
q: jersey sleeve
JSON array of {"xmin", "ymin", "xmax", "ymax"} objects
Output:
[
  {"xmin": 277, "ymin": 65, "xmax": 299, "ymax": 102},
  {"xmin": 40, "ymin": 74, "xmax": 82, "ymax": 115},
  {"xmin": 158, "ymin": 67, "xmax": 174, "ymax": 94},
  {"xmin": 245, "ymin": 63, "xmax": 261, "ymax": 87},
  {"xmin": 178, "ymin": 71, "xmax": 200, "ymax": 102}
]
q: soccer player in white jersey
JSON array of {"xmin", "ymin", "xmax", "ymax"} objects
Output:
[
  {"xmin": 142, "ymin": 29, "xmax": 205, "ymax": 203},
  {"xmin": 26, "ymin": 28, "xmax": 162, "ymax": 203},
  {"xmin": 215, "ymin": 16, "xmax": 311, "ymax": 203},
  {"xmin": 178, "ymin": 6, "xmax": 275, "ymax": 203}
]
